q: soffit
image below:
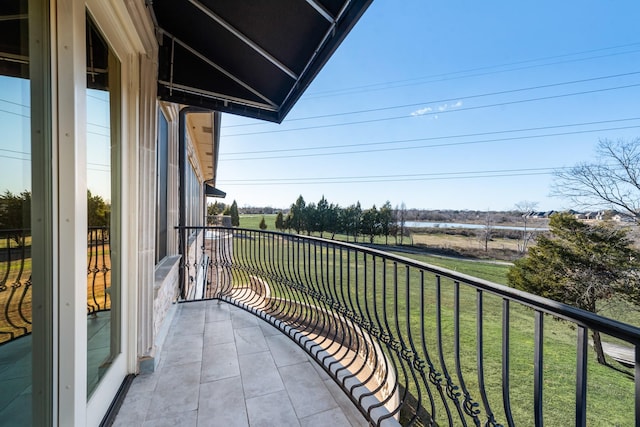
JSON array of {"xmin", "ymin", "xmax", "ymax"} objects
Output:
[{"xmin": 185, "ymin": 111, "xmax": 217, "ymax": 182}]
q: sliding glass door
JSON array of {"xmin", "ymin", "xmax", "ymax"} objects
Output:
[
  {"xmin": 0, "ymin": 0, "xmax": 52, "ymax": 425},
  {"xmin": 85, "ymin": 15, "xmax": 121, "ymax": 399}
]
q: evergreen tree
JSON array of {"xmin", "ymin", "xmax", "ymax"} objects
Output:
[
  {"xmin": 275, "ymin": 212, "xmax": 285, "ymax": 231},
  {"xmin": 259, "ymin": 216, "xmax": 267, "ymax": 230},
  {"xmin": 87, "ymin": 190, "xmax": 110, "ymax": 227},
  {"xmin": 316, "ymin": 196, "xmax": 329, "ymax": 237},
  {"xmin": 508, "ymin": 213, "xmax": 640, "ymax": 364},
  {"xmin": 229, "ymin": 200, "xmax": 240, "ymax": 227},
  {"xmin": 379, "ymin": 201, "xmax": 393, "ymax": 244},
  {"xmin": 0, "ymin": 190, "xmax": 31, "ymax": 246},
  {"xmin": 289, "ymin": 195, "xmax": 306, "ymax": 233},
  {"xmin": 361, "ymin": 205, "xmax": 379, "ymax": 243}
]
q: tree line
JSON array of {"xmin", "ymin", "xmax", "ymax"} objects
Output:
[
  {"xmin": 272, "ymin": 195, "xmax": 410, "ymax": 244},
  {"xmin": 1, "ymin": 190, "xmax": 110, "ymax": 246}
]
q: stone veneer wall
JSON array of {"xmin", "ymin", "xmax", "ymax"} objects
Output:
[{"xmin": 153, "ymin": 255, "xmax": 181, "ymax": 339}]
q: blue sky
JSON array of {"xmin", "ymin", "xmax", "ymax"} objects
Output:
[
  {"xmin": 0, "ymin": 80, "xmax": 111, "ymax": 201},
  {"xmin": 216, "ymin": 1, "xmax": 640, "ymax": 211},
  {"xmin": 0, "ymin": 76, "xmax": 30, "ymax": 196}
]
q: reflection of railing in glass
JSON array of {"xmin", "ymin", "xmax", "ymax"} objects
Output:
[
  {"xmin": 87, "ymin": 226, "xmax": 112, "ymax": 315},
  {"xmin": 0, "ymin": 229, "xmax": 31, "ymax": 343},
  {"xmin": 0, "ymin": 227, "xmax": 111, "ymax": 344}
]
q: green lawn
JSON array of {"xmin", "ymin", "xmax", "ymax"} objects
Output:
[
  {"xmin": 225, "ymin": 231, "xmax": 636, "ymax": 426},
  {"xmin": 239, "ymin": 214, "xmax": 278, "ymax": 230},
  {"xmin": 392, "ymin": 251, "xmax": 510, "ymax": 285}
]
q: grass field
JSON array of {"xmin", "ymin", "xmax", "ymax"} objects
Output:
[
  {"xmin": 228, "ymin": 221, "xmax": 638, "ymax": 425},
  {"xmin": 225, "ymin": 234, "xmax": 634, "ymax": 426},
  {"xmin": 237, "ymin": 214, "xmax": 640, "ymax": 326}
]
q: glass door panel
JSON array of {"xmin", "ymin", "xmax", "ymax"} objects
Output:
[
  {"xmin": 86, "ymin": 15, "xmax": 121, "ymax": 398},
  {"xmin": 0, "ymin": 0, "xmax": 32, "ymax": 424}
]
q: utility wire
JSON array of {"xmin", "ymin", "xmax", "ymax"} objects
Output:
[
  {"xmin": 222, "ymin": 117, "xmax": 640, "ymax": 156},
  {"xmin": 0, "ymin": 98, "xmax": 29, "ymax": 108},
  {"xmin": 221, "ymin": 166, "xmax": 564, "ymax": 183},
  {"xmin": 219, "ymin": 171, "xmax": 554, "ymax": 186},
  {"xmin": 0, "ymin": 148, "xmax": 29, "ymax": 155},
  {"xmin": 220, "ymin": 124, "xmax": 640, "ymax": 161},
  {"xmin": 304, "ymin": 45, "xmax": 640, "ymax": 99},
  {"xmin": 223, "ymin": 71, "xmax": 640, "ymax": 128},
  {"xmin": 0, "ymin": 153, "xmax": 111, "ymax": 172},
  {"xmin": 0, "ymin": 154, "xmax": 29, "ymax": 161},
  {"xmin": 0, "ymin": 108, "xmax": 29, "ymax": 119},
  {"xmin": 88, "ymin": 130, "xmax": 110, "ymax": 138},
  {"xmin": 222, "ymin": 83, "xmax": 640, "ymax": 137}
]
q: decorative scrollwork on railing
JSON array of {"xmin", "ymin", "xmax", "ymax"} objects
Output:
[
  {"xmin": 1, "ymin": 229, "xmax": 33, "ymax": 344},
  {"xmin": 87, "ymin": 227, "xmax": 112, "ymax": 315},
  {"xmin": 178, "ymin": 226, "xmax": 640, "ymax": 427},
  {"xmin": 2, "ymin": 227, "xmax": 112, "ymax": 345}
]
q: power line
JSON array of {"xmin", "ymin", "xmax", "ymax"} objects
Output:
[
  {"xmin": 221, "ymin": 166, "xmax": 563, "ymax": 183},
  {"xmin": 223, "ymin": 71, "xmax": 640, "ymax": 128},
  {"xmin": 0, "ymin": 148, "xmax": 29, "ymax": 155},
  {"xmin": 218, "ymin": 171, "xmax": 555, "ymax": 186},
  {"xmin": 222, "ymin": 83, "xmax": 640, "ymax": 137},
  {"xmin": 220, "ymin": 124, "xmax": 640, "ymax": 161},
  {"xmin": 222, "ymin": 117, "xmax": 640, "ymax": 156},
  {"xmin": 0, "ymin": 154, "xmax": 29, "ymax": 161},
  {"xmin": 88, "ymin": 162, "xmax": 110, "ymax": 168},
  {"xmin": 88, "ymin": 122, "xmax": 110, "ymax": 130},
  {"xmin": 304, "ymin": 44, "xmax": 640, "ymax": 99},
  {"xmin": 0, "ymin": 108, "xmax": 29, "ymax": 119},
  {"xmin": 0, "ymin": 98, "xmax": 29, "ymax": 108},
  {"xmin": 0, "ymin": 154, "xmax": 112, "ymax": 171},
  {"xmin": 88, "ymin": 130, "xmax": 110, "ymax": 138}
]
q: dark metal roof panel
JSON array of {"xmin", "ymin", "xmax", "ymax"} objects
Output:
[
  {"xmin": 199, "ymin": 0, "xmax": 330, "ymax": 75},
  {"xmin": 152, "ymin": 0, "xmax": 372, "ymax": 123}
]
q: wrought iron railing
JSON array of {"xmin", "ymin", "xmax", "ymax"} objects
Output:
[
  {"xmin": 178, "ymin": 226, "xmax": 640, "ymax": 427},
  {"xmin": 0, "ymin": 227, "xmax": 111, "ymax": 344},
  {"xmin": 87, "ymin": 226, "xmax": 112, "ymax": 315},
  {"xmin": 0, "ymin": 229, "xmax": 32, "ymax": 344}
]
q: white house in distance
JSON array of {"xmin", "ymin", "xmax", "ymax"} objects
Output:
[{"xmin": 0, "ymin": 1, "xmax": 372, "ymax": 425}]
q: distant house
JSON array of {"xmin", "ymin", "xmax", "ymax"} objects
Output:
[
  {"xmin": 612, "ymin": 213, "xmax": 636, "ymax": 223},
  {"xmin": 584, "ymin": 212, "xmax": 599, "ymax": 220}
]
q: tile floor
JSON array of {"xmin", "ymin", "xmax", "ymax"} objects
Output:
[{"xmin": 113, "ymin": 300, "xmax": 370, "ymax": 427}]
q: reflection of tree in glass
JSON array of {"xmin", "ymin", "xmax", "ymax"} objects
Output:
[
  {"xmin": 0, "ymin": 189, "xmax": 110, "ymax": 242},
  {"xmin": 0, "ymin": 190, "xmax": 31, "ymax": 246},
  {"xmin": 87, "ymin": 190, "xmax": 110, "ymax": 227}
]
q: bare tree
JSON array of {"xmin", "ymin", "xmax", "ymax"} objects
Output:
[
  {"xmin": 478, "ymin": 211, "xmax": 493, "ymax": 252},
  {"xmin": 399, "ymin": 202, "xmax": 407, "ymax": 245},
  {"xmin": 514, "ymin": 200, "xmax": 538, "ymax": 254},
  {"xmin": 552, "ymin": 138, "xmax": 640, "ymax": 223}
]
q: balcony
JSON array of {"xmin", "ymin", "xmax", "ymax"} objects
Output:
[
  {"xmin": 112, "ymin": 299, "xmax": 369, "ymax": 426},
  {"xmin": 152, "ymin": 226, "xmax": 638, "ymax": 426},
  {"xmin": 3, "ymin": 226, "xmax": 639, "ymax": 426}
]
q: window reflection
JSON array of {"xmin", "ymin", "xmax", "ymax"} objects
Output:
[
  {"xmin": 86, "ymin": 15, "xmax": 120, "ymax": 398},
  {"xmin": 0, "ymin": 1, "xmax": 32, "ymax": 424}
]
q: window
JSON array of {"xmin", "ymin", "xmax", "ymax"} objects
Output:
[
  {"xmin": 155, "ymin": 110, "xmax": 168, "ymax": 262},
  {"xmin": 86, "ymin": 14, "xmax": 122, "ymax": 398},
  {"xmin": 0, "ymin": 0, "xmax": 52, "ymax": 424}
]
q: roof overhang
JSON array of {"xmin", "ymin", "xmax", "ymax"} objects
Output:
[
  {"xmin": 184, "ymin": 110, "xmax": 219, "ymax": 183},
  {"xmin": 204, "ymin": 184, "xmax": 226, "ymax": 198},
  {"xmin": 150, "ymin": 0, "xmax": 372, "ymax": 123}
]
